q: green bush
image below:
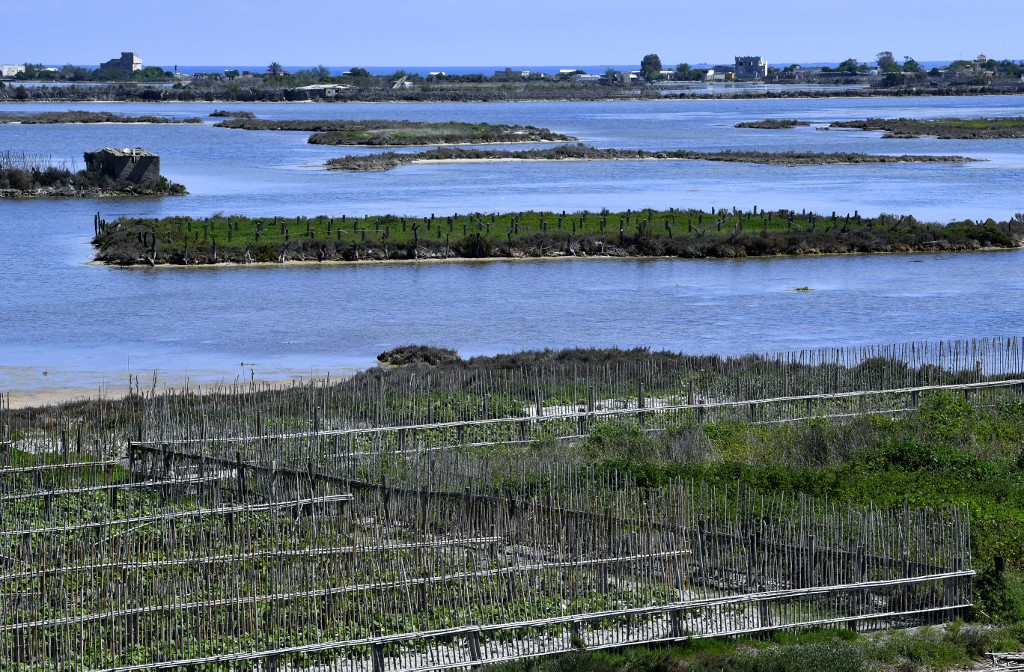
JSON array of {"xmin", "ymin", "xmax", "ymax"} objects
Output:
[
  {"xmin": 973, "ymin": 566, "xmax": 1024, "ymax": 623},
  {"xmin": 875, "ymin": 626, "xmax": 972, "ymax": 670},
  {"xmin": 378, "ymin": 345, "xmax": 461, "ymax": 366}
]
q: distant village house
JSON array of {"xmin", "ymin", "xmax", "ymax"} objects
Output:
[
  {"xmin": 0, "ymin": 64, "xmax": 26, "ymax": 78},
  {"xmin": 100, "ymin": 52, "xmax": 142, "ymax": 74},
  {"xmin": 84, "ymin": 148, "xmax": 160, "ymax": 185},
  {"xmin": 706, "ymin": 57, "xmax": 769, "ymax": 81},
  {"xmin": 706, "ymin": 66, "xmax": 735, "ymax": 81}
]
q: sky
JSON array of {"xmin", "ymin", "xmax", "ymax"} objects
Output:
[{"xmin": 2, "ymin": 0, "xmax": 1019, "ymax": 69}]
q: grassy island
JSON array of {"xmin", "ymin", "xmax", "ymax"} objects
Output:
[
  {"xmin": 830, "ymin": 116, "xmax": 1024, "ymax": 139},
  {"xmin": 0, "ymin": 111, "xmax": 202, "ymax": 124},
  {"xmin": 734, "ymin": 119, "xmax": 812, "ymax": 129},
  {"xmin": 91, "ymin": 206, "xmax": 1021, "ymax": 266},
  {"xmin": 736, "ymin": 116, "xmax": 1024, "ymax": 139},
  {"xmin": 208, "ymin": 109, "xmax": 256, "ymax": 118},
  {"xmin": 324, "ymin": 143, "xmax": 975, "ymax": 171},
  {"xmin": 213, "ymin": 118, "xmax": 575, "ymax": 145}
]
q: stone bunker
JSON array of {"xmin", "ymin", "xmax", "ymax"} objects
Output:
[{"xmin": 84, "ymin": 147, "xmax": 160, "ymax": 184}]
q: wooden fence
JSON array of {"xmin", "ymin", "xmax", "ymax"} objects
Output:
[
  {"xmin": 0, "ymin": 336, "xmax": 1000, "ymax": 670},
  {"xmin": 122, "ymin": 336, "xmax": 1024, "ymax": 443},
  {"xmin": 4, "ymin": 336, "xmax": 1024, "ymax": 454},
  {"xmin": 125, "ymin": 378, "xmax": 1024, "ymax": 468},
  {"xmin": 0, "ymin": 444, "xmax": 972, "ymax": 671}
]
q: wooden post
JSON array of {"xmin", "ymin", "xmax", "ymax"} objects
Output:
[
  {"xmin": 746, "ymin": 533, "xmax": 757, "ymax": 590},
  {"xmin": 671, "ymin": 609, "xmax": 684, "ymax": 638},
  {"xmin": 903, "ymin": 551, "xmax": 912, "ymax": 611},
  {"xmin": 371, "ymin": 641, "xmax": 385, "ymax": 672},
  {"xmin": 270, "ymin": 460, "xmax": 279, "ymax": 501},
  {"xmin": 848, "ymin": 545, "xmax": 866, "ymax": 632},
  {"xmin": 467, "ymin": 630, "xmax": 482, "ymax": 666},
  {"xmin": 589, "ymin": 385, "xmax": 596, "ymax": 413},
  {"xmin": 235, "ymin": 451, "xmax": 247, "ymax": 500}
]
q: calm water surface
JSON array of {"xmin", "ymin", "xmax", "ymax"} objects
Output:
[{"xmin": 1, "ymin": 96, "xmax": 1022, "ymax": 399}]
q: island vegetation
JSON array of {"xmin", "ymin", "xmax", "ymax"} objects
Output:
[
  {"xmin": 0, "ymin": 151, "xmax": 186, "ymax": 198},
  {"xmin": 830, "ymin": 117, "xmax": 1024, "ymax": 139},
  {"xmin": 323, "ymin": 143, "xmax": 975, "ymax": 171},
  {"xmin": 90, "ymin": 206, "xmax": 1021, "ymax": 266},
  {"xmin": 0, "ymin": 111, "xmax": 202, "ymax": 124},
  {"xmin": 208, "ymin": 109, "xmax": 256, "ymax": 118},
  {"xmin": 735, "ymin": 119, "xmax": 812, "ymax": 129},
  {"xmin": 213, "ymin": 118, "xmax": 575, "ymax": 145},
  {"xmin": 736, "ymin": 116, "xmax": 1024, "ymax": 139}
]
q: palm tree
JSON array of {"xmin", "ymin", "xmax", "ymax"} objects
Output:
[{"xmin": 268, "ymin": 62, "xmax": 283, "ymax": 77}]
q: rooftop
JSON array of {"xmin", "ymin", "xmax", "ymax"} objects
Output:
[{"xmin": 94, "ymin": 147, "xmax": 157, "ymax": 158}]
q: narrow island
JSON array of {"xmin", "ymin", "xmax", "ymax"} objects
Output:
[
  {"xmin": 735, "ymin": 119, "xmax": 812, "ymax": 129},
  {"xmin": 830, "ymin": 117, "xmax": 1024, "ymax": 139},
  {"xmin": 0, "ymin": 148, "xmax": 186, "ymax": 198},
  {"xmin": 736, "ymin": 116, "xmax": 1024, "ymax": 139},
  {"xmin": 0, "ymin": 111, "xmax": 202, "ymax": 124},
  {"xmin": 91, "ymin": 206, "xmax": 1021, "ymax": 266},
  {"xmin": 323, "ymin": 143, "xmax": 975, "ymax": 172},
  {"xmin": 208, "ymin": 110, "xmax": 257, "ymax": 118},
  {"xmin": 213, "ymin": 118, "xmax": 575, "ymax": 145}
]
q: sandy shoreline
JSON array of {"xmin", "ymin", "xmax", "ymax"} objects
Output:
[
  {"xmin": 87, "ymin": 244, "xmax": 1022, "ymax": 271},
  {"xmin": 1, "ymin": 365, "xmax": 359, "ymax": 409}
]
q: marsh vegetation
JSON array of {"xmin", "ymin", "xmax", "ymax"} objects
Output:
[
  {"xmin": 0, "ymin": 111, "xmax": 202, "ymax": 124},
  {"xmin": 91, "ymin": 207, "xmax": 1022, "ymax": 265},
  {"xmin": 214, "ymin": 118, "xmax": 575, "ymax": 145},
  {"xmin": 324, "ymin": 144, "xmax": 974, "ymax": 171}
]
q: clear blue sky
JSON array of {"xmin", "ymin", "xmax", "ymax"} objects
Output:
[{"xmin": 3, "ymin": 0, "xmax": 1019, "ymax": 68}]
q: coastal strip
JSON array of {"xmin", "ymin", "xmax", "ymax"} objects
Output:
[
  {"xmin": 323, "ymin": 144, "xmax": 976, "ymax": 171},
  {"xmin": 213, "ymin": 118, "xmax": 575, "ymax": 146},
  {"xmin": 736, "ymin": 116, "xmax": 1024, "ymax": 139},
  {"xmin": 91, "ymin": 207, "xmax": 1021, "ymax": 266},
  {"xmin": 0, "ymin": 111, "xmax": 202, "ymax": 124}
]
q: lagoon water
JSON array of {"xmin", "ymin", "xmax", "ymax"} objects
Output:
[{"xmin": 1, "ymin": 95, "xmax": 1023, "ymax": 400}]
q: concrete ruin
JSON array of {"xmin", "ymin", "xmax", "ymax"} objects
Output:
[
  {"xmin": 84, "ymin": 148, "xmax": 160, "ymax": 184},
  {"xmin": 100, "ymin": 52, "xmax": 143, "ymax": 74}
]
